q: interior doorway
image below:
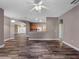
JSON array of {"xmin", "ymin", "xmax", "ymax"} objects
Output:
[
  {"xmin": 59, "ymin": 19, "xmax": 63, "ymax": 39},
  {"xmin": 15, "ymin": 23, "xmax": 26, "ymax": 34}
]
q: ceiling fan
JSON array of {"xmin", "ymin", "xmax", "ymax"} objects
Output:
[{"xmin": 30, "ymin": 0, "xmax": 48, "ymax": 12}]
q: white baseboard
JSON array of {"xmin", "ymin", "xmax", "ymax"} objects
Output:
[
  {"xmin": 4, "ymin": 37, "xmax": 14, "ymax": 42},
  {"xmin": 10, "ymin": 37, "xmax": 14, "ymax": 39},
  {"xmin": 63, "ymin": 41, "xmax": 79, "ymax": 51},
  {"xmin": 0, "ymin": 44, "xmax": 5, "ymax": 48},
  {"xmin": 29, "ymin": 38, "xmax": 59, "ymax": 40}
]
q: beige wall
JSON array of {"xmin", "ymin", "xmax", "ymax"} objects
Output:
[
  {"xmin": 0, "ymin": 8, "xmax": 4, "ymax": 45},
  {"xmin": 4, "ymin": 16, "xmax": 15, "ymax": 41},
  {"xmin": 26, "ymin": 22, "xmax": 30, "ymax": 35},
  {"xmin": 59, "ymin": 5, "xmax": 79, "ymax": 49},
  {"xmin": 46, "ymin": 17, "xmax": 59, "ymax": 39},
  {"xmin": 4, "ymin": 17, "xmax": 10, "ymax": 40},
  {"xmin": 10, "ymin": 20, "xmax": 15, "ymax": 39}
]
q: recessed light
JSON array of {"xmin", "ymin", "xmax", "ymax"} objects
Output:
[{"xmin": 11, "ymin": 20, "xmax": 15, "ymax": 23}]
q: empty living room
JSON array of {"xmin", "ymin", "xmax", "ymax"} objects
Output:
[{"xmin": 0, "ymin": 0, "xmax": 79, "ymax": 59}]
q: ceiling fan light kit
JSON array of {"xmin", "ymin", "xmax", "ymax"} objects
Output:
[{"xmin": 31, "ymin": 0, "xmax": 48, "ymax": 12}]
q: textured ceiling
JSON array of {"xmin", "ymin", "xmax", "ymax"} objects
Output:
[{"xmin": 0, "ymin": 0, "xmax": 78, "ymax": 21}]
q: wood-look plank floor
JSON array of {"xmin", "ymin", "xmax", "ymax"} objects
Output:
[{"xmin": 0, "ymin": 38, "xmax": 79, "ymax": 59}]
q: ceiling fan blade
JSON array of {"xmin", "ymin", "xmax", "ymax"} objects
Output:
[
  {"xmin": 31, "ymin": 6, "xmax": 39, "ymax": 11},
  {"xmin": 41, "ymin": 5, "xmax": 48, "ymax": 9},
  {"xmin": 38, "ymin": 0, "xmax": 43, "ymax": 5},
  {"xmin": 31, "ymin": 6, "xmax": 41, "ymax": 12},
  {"xmin": 31, "ymin": 7, "xmax": 35, "ymax": 11}
]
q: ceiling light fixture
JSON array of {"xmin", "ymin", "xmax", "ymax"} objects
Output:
[
  {"xmin": 31, "ymin": 0, "xmax": 47, "ymax": 12},
  {"xmin": 11, "ymin": 20, "xmax": 15, "ymax": 23}
]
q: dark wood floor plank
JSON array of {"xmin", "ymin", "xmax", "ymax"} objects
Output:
[{"xmin": 0, "ymin": 38, "xmax": 79, "ymax": 59}]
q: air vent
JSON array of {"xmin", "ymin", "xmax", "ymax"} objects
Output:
[{"xmin": 71, "ymin": 0, "xmax": 79, "ymax": 4}]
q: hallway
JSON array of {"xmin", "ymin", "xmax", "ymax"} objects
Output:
[{"xmin": 0, "ymin": 36, "xmax": 79, "ymax": 59}]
